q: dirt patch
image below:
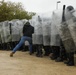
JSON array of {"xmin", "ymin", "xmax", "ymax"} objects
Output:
[{"xmin": 0, "ymin": 50, "xmax": 76, "ymax": 75}]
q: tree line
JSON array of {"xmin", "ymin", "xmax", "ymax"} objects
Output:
[{"xmin": 0, "ymin": 0, "xmax": 35, "ymax": 22}]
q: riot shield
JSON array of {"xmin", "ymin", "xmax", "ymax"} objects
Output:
[
  {"xmin": 0, "ymin": 22, "xmax": 6, "ymax": 49},
  {"xmin": 16, "ymin": 20, "xmax": 24, "ymax": 37},
  {"xmin": 32, "ymin": 33, "xmax": 36, "ymax": 45},
  {"xmin": 56, "ymin": 22, "xmax": 75, "ymax": 53},
  {"xmin": 21, "ymin": 19, "xmax": 28, "ymax": 25},
  {"xmin": 35, "ymin": 22, "xmax": 43, "ymax": 44},
  {"xmin": 31, "ymin": 16, "xmax": 37, "ymax": 45},
  {"xmin": 42, "ymin": 18, "xmax": 51, "ymax": 46},
  {"xmin": 0, "ymin": 21, "xmax": 10, "ymax": 43},
  {"xmin": 32, "ymin": 15, "xmax": 43, "ymax": 45},
  {"xmin": 55, "ymin": 5, "xmax": 75, "ymax": 53},
  {"xmin": 3, "ymin": 21, "xmax": 12, "ymax": 43},
  {"xmin": 0, "ymin": 22, "xmax": 5, "ymax": 43},
  {"xmin": 50, "ymin": 12, "xmax": 61, "ymax": 46},
  {"xmin": 10, "ymin": 20, "xmax": 21, "ymax": 42},
  {"xmin": 67, "ymin": 18, "xmax": 76, "ymax": 46},
  {"xmin": 0, "ymin": 22, "xmax": 3, "ymax": 44}
]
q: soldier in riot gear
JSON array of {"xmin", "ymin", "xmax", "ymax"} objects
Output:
[
  {"xmin": 56, "ymin": 5, "xmax": 75, "ymax": 66},
  {"xmin": 64, "ymin": 5, "xmax": 75, "ymax": 66}
]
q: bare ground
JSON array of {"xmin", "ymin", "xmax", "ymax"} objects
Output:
[{"xmin": 0, "ymin": 50, "xmax": 76, "ymax": 75}]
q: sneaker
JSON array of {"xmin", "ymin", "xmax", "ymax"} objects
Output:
[
  {"xmin": 10, "ymin": 52, "xmax": 15, "ymax": 57},
  {"xmin": 10, "ymin": 53, "xmax": 13, "ymax": 57}
]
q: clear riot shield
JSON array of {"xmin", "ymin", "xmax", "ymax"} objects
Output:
[
  {"xmin": 21, "ymin": 19, "xmax": 28, "ymax": 37},
  {"xmin": 55, "ymin": 10, "xmax": 75, "ymax": 53},
  {"xmin": 29, "ymin": 19, "xmax": 37, "ymax": 44},
  {"xmin": 42, "ymin": 18, "xmax": 51, "ymax": 46},
  {"xmin": 56, "ymin": 17, "xmax": 74, "ymax": 52},
  {"xmin": 29, "ymin": 19, "xmax": 33, "ymax": 26},
  {"xmin": 10, "ymin": 20, "xmax": 21, "ymax": 42},
  {"xmin": 53, "ymin": 6, "xmax": 75, "ymax": 53},
  {"xmin": 50, "ymin": 12, "xmax": 61, "ymax": 46},
  {"xmin": 16, "ymin": 20, "xmax": 24, "ymax": 37},
  {"xmin": 0, "ymin": 22, "xmax": 5, "ymax": 43},
  {"xmin": 0, "ymin": 21, "xmax": 10, "ymax": 43},
  {"xmin": 32, "ymin": 33, "xmax": 36, "ymax": 44},
  {"xmin": 31, "ymin": 15, "xmax": 43, "ymax": 45},
  {"xmin": 31, "ymin": 16, "xmax": 37, "ymax": 45},
  {"xmin": 67, "ymin": 18, "xmax": 76, "ymax": 46},
  {"xmin": 0, "ymin": 22, "xmax": 3, "ymax": 44},
  {"xmin": 21, "ymin": 19, "xmax": 28, "ymax": 25},
  {"xmin": 3, "ymin": 21, "xmax": 12, "ymax": 43},
  {"xmin": 56, "ymin": 22, "xmax": 75, "ymax": 53},
  {"xmin": 35, "ymin": 16, "xmax": 43, "ymax": 45}
]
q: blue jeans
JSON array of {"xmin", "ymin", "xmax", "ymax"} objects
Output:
[{"xmin": 12, "ymin": 36, "xmax": 32, "ymax": 53}]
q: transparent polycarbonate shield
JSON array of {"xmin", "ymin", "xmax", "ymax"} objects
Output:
[
  {"xmin": 10, "ymin": 20, "xmax": 21, "ymax": 42},
  {"xmin": 67, "ymin": 18, "xmax": 76, "ymax": 46},
  {"xmin": 3, "ymin": 21, "xmax": 12, "ymax": 43},
  {"xmin": 21, "ymin": 19, "xmax": 28, "ymax": 25},
  {"xmin": 31, "ymin": 16, "xmax": 37, "ymax": 44},
  {"xmin": 21, "ymin": 19, "xmax": 28, "ymax": 37},
  {"xmin": 29, "ymin": 19, "xmax": 33, "ymax": 26},
  {"xmin": 56, "ymin": 22, "xmax": 75, "ymax": 52},
  {"xmin": 50, "ymin": 23, "xmax": 60, "ymax": 46},
  {"xmin": 32, "ymin": 15, "xmax": 43, "ymax": 45},
  {"xmin": 0, "ymin": 22, "xmax": 5, "ymax": 43},
  {"xmin": 35, "ymin": 18, "xmax": 43, "ymax": 45},
  {"xmin": 53, "ymin": 9, "xmax": 75, "ymax": 52},
  {"xmin": 32, "ymin": 33, "xmax": 36, "ymax": 45},
  {"xmin": 0, "ymin": 21, "xmax": 11, "ymax": 43},
  {"xmin": 16, "ymin": 20, "xmax": 24, "ymax": 37},
  {"xmin": 50, "ymin": 12, "xmax": 61, "ymax": 46},
  {"xmin": 42, "ymin": 18, "xmax": 51, "ymax": 46},
  {"xmin": 0, "ymin": 34, "xmax": 1, "ymax": 44},
  {"xmin": 24, "ymin": 41, "xmax": 29, "ymax": 46},
  {"xmin": 0, "ymin": 22, "xmax": 3, "ymax": 43}
]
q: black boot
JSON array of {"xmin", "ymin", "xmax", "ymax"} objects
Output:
[
  {"xmin": 36, "ymin": 45, "xmax": 43, "ymax": 57},
  {"xmin": 55, "ymin": 57, "xmax": 63, "ymax": 62},
  {"xmin": 50, "ymin": 46, "xmax": 60, "ymax": 60},
  {"xmin": 66, "ymin": 52, "xmax": 74, "ymax": 66},
  {"xmin": 44, "ymin": 46, "xmax": 51, "ymax": 56},
  {"xmin": 36, "ymin": 45, "xmax": 39, "ymax": 56},
  {"xmin": 56, "ymin": 40, "xmax": 67, "ymax": 62},
  {"xmin": 67, "ymin": 62, "xmax": 74, "ymax": 66}
]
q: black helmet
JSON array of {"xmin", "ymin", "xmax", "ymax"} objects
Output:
[{"xmin": 67, "ymin": 6, "xmax": 74, "ymax": 11}]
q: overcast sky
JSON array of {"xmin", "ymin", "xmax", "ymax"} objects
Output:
[{"xmin": 4, "ymin": 0, "xmax": 76, "ymax": 13}]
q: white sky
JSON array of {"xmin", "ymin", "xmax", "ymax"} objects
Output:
[{"xmin": 4, "ymin": 0, "xmax": 76, "ymax": 13}]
